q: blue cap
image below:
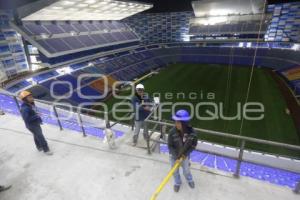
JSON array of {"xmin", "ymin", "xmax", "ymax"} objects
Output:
[{"xmin": 172, "ymin": 110, "xmax": 190, "ymax": 122}]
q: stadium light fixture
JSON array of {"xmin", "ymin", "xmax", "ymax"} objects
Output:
[
  {"xmin": 56, "ymin": 66, "xmax": 73, "ymax": 75},
  {"xmin": 41, "ymin": 33, "xmax": 50, "ymax": 39},
  {"xmin": 292, "ymin": 44, "xmax": 300, "ymax": 51},
  {"xmin": 192, "ymin": 0, "xmax": 266, "ymax": 17},
  {"xmin": 88, "ymin": 62, "xmax": 94, "ymax": 67},
  {"xmin": 195, "ymin": 16, "xmax": 228, "ymax": 25},
  {"xmin": 21, "ymin": 0, "xmax": 153, "ymax": 21},
  {"xmin": 182, "ymin": 35, "xmax": 191, "ymax": 42},
  {"xmin": 31, "ymin": 64, "xmax": 42, "ymax": 72},
  {"xmin": 209, "ymin": 9, "xmax": 231, "ymax": 16},
  {"xmin": 26, "ymin": 78, "xmax": 36, "ymax": 85}
]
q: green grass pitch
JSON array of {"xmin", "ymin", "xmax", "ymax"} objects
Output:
[{"xmin": 104, "ymin": 63, "xmax": 300, "ymax": 158}]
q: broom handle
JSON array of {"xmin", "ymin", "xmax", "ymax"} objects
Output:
[{"xmin": 150, "ymin": 156, "xmax": 185, "ymax": 200}]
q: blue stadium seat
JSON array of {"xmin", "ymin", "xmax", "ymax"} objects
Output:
[
  {"xmin": 6, "ymin": 80, "xmax": 31, "ymax": 93},
  {"xmin": 56, "ymin": 74, "xmax": 79, "ymax": 89}
]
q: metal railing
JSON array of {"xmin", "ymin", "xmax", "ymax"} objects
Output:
[
  {"xmin": 144, "ymin": 106, "xmax": 300, "ymax": 193},
  {"xmin": 38, "ymin": 99, "xmax": 110, "ymax": 136},
  {"xmin": 0, "ymin": 90, "xmax": 112, "ymax": 138},
  {"xmin": 1, "ymin": 90, "xmax": 299, "ymax": 193},
  {"xmin": 145, "ymin": 118, "xmax": 300, "ymax": 173}
]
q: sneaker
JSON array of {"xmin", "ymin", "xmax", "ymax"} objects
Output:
[
  {"xmin": 174, "ymin": 185, "xmax": 180, "ymax": 192},
  {"xmin": 37, "ymin": 148, "xmax": 43, "ymax": 152},
  {"xmin": 188, "ymin": 181, "xmax": 195, "ymax": 189},
  {"xmin": 44, "ymin": 151, "xmax": 53, "ymax": 156}
]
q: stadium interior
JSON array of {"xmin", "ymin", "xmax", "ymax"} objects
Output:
[{"xmin": 0, "ymin": 0, "xmax": 300, "ymax": 199}]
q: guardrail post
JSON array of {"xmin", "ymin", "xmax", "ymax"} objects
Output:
[
  {"xmin": 13, "ymin": 96, "xmax": 21, "ymax": 114},
  {"xmin": 146, "ymin": 121, "xmax": 151, "ymax": 155},
  {"xmin": 161, "ymin": 124, "xmax": 167, "ymax": 140},
  {"xmin": 294, "ymin": 181, "xmax": 300, "ymax": 194},
  {"xmin": 234, "ymin": 140, "xmax": 245, "ymax": 178},
  {"xmin": 77, "ymin": 112, "xmax": 86, "ymax": 137},
  {"xmin": 53, "ymin": 105, "xmax": 63, "ymax": 131},
  {"xmin": 105, "ymin": 112, "xmax": 111, "ymax": 129}
]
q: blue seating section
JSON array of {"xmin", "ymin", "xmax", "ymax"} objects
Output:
[
  {"xmin": 40, "ymin": 79, "xmax": 71, "ymax": 96},
  {"xmin": 32, "ymin": 71, "xmax": 59, "ymax": 83},
  {"xmin": 189, "ymin": 21, "xmax": 269, "ymax": 36},
  {"xmin": 148, "ymin": 46, "xmax": 300, "ymax": 70},
  {"xmin": 124, "ymin": 12, "xmax": 193, "ymax": 44},
  {"xmin": 5, "ymin": 43, "xmax": 300, "ymax": 105},
  {"xmin": 39, "ymin": 74, "xmax": 102, "ymax": 105},
  {"xmin": 160, "ymin": 144, "xmax": 300, "ymax": 189},
  {"xmin": 56, "ymin": 74, "xmax": 79, "ymax": 90},
  {"xmin": 77, "ymin": 86, "xmax": 103, "ymax": 99},
  {"xmin": 124, "ymin": 3, "xmax": 300, "ymax": 44},
  {"xmin": 68, "ymin": 50, "xmax": 158, "ymax": 82},
  {"xmin": 18, "ymin": 21, "xmax": 139, "ymax": 56},
  {"xmin": 70, "ymin": 62, "xmax": 90, "ymax": 70},
  {"xmin": 6, "ymin": 80, "xmax": 31, "ymax": 93},
  {"xmin": 278, "ymin": 67, "xmax": 300, "ymax": 96},
  {"xmin": 292, "ymin": 80, "xmax": 300, "ymax": 95},
  {"xmin": 266, "ymin": 3, "xmax": 300, "ymax": 42},
  {"xmin": 5, "ymin": 44, "xmax": 300, "ymax": 97},
  {"xmin": 71, "ymin": 69, "xmax": 98, "ymax": 85},
  {"xmin": 0, "ymin": 11, "xmax": 29, "ymax": 81},
  {"xmin": 69, "ymin": 92, "xmax": 95, "ymax": 105},
  {"xmin": 83, "ymin": 66, "xmax": 105, "ymax": 74}
]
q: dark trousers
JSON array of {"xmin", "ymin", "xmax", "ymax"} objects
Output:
[{"xmin": 27, "ymin": 125, "xmax": 49, "ymax": 152}]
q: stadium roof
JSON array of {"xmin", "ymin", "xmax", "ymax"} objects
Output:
[
  {"xmin": 1, "ymin": 0, "xmax": 300, "ymax": 13},
  {"xmin": 18, "ymin": 0, "xmax": 153, "ymax": 21}
]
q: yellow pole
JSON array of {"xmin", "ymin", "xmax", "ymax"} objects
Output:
[{"xmin": 150, "ymin": 157, "xmax": 184, "ymax": 200}]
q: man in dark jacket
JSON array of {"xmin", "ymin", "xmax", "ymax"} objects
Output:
[
  {"xmin": 131, "ymin": 84, "xmax": 152, "ymax": 146},
  {"xmin": 168, "ymin": 110, "xmax": 198, "ymax": 192},
  {"xmin": 19, "ymin": 91, "xmax": 52, "ymax": 155}
]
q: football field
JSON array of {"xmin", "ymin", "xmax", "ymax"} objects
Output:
[{"xmin": 104, "ymin": 63, "xmax": 300, "ymax": 157}]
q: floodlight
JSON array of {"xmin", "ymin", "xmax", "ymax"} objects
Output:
[{"xmin": 21, "ymin": 0, "xmax": 153, "ymax": 21}]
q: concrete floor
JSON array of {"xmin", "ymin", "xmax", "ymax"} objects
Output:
[{"xmin": 0, "ymin": 114, "xmax": 298, "ymax": 200}]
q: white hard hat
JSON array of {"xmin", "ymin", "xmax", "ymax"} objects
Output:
[{"xmin": 136, "ymin": 84, "xmax": 145, "ymax": 90}]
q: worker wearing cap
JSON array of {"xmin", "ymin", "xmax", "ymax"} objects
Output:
[
  {"xmin": 131, "ymin": 84, "xmax": 152, "ymax": 146},
  {"xmin": 19, "ymin": 91, "xmax": 52, "ymax": 155},
  {"xmin": 168, "ymin": 110, "xmax": 198, "ymax": 192}
]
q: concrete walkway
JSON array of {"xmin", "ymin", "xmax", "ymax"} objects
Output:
[{"xmin": 0, "ymin": 114, "xmax": 298, "ymax": 200}]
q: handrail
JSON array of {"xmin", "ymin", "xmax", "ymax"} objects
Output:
[
  {"xmin": 148, "ymin": 136, "xmax": 241, "ymax": 161},
  {"xmin": 1, "ymin": 88, "xmax": 300, "ymax": 153},
  {"xmin": 145, "ymin": 114, "xmax": 300, "ymax": 195},
  {"xmin": 36, "ymin": 99, "xmax": 107, "ymax": 115},
  {"xmin": 1, "ymin": 88, "xmax": 300, "ymax": 194},
  {"xmin": 0, "ymin": 90, "xmax": 110, "ymax": 137},
  {"xmin": 145, "ymin": 119, "xmax": 300, "ymax": 151}
]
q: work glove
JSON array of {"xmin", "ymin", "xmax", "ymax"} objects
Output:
[{"xmin": 176, "ymin": 153, "xmax": 186, "ymax": 161}]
